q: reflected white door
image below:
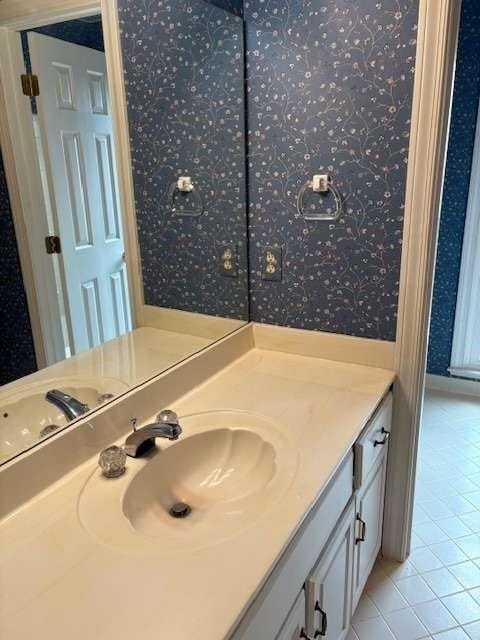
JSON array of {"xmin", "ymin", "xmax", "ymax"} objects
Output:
[{"xmin": 28, "ymin": 32, "xmax": 132, "ymax": 356}]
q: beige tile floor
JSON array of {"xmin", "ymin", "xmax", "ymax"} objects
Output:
[{"xmin": 348, "ymin": 390, "xmax": 480, "ymax": 640}]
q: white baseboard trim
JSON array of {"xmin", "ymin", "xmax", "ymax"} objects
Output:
[{"xmin": 425, "ymin": 373, "xmax": 480, "ymax": 398}]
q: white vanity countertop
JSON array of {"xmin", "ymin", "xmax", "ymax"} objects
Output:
[{"xmin": 0, "ymin": 348, "xmax": 394, "ymax": 640}]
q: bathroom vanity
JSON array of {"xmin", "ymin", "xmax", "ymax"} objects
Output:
[
  {"xmin": 0, "ymin": 0, "xmax": 430, "ymax": 635},
  {"xmin": 0, "ymin": 324, "xmax": 394, "ymax": 640},
  {"xmin": 235, "ymin": 392, "xmax": 392, "ymax": 640}
]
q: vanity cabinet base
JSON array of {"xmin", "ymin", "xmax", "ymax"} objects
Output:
[{"xmin": 231, "ymin": 392, "xmax": 392, "ymax": 640}]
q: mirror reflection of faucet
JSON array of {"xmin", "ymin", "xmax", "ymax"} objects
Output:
[{"xmin": 45, "ymin": 389, "xmax": 90, "ymax": 421}]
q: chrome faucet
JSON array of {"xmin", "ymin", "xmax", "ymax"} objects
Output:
[
  {"xmin": 45, "ymin": 389, "xmax": 90, "ymax": 421},
  {"xmin": 124, "ymin": 410, "xmax": 182, "ymax": 458}
]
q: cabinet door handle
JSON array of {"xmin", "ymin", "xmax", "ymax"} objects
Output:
[
  {"xmin": 314, "ymin": 602, "xmax": 328, "ymax": 636},
  {"xmin": 300, "ymin": 629, "xmax": 315, "ymax": 640},
  {"xmin": 374, "ymin": 427, "xmax": 390, "ymax": 447},
  {"xmin": 356, "ymin": 515, "xmax": 366, "ymax": 544}
]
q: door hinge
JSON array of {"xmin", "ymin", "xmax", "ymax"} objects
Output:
[
  {"xmin": 21, "ymin": 74, "xmax": 39, "ymax": 97},
  {"xmin": 45, "ymin": 235, "xmax": 61, "ymax": 255}
]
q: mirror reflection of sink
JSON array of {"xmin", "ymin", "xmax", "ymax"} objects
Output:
[
  {"xmin": 78, "ymin": 411, "xmax": 299, "ymax": 553},
  {"xmin": 0, "ymin": 376, "xmax": 128, "ymax": 463}
]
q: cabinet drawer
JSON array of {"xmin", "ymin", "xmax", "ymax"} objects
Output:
[{"xmin": 354, "ymin": 392, "xmax": 392, "ymax": 489}]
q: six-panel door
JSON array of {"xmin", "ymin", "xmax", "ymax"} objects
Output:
[{"xmin": 29, "ymin": 32, "xmax": 132, "ymax": 356}]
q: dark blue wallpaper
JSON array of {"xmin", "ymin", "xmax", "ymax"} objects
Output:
[
  {"xmin": 0, "ymin": 150, "xmax": 37, "ymax": 385},
  {"xmin": 245, "ymin": 0, "xmax": 418, "ymax": 340},
  {"xmin": 118, "ymin": 0, "xmax": 249, "ymax": 320},
  {"xmin": 427, "ymin": 0, "xmax": 480, "ymax": 378},
  {"xmin": 209, "ymin": 0, "xmax": 243, "ymax": 15}
]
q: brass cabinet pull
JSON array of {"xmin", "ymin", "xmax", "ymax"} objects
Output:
[
  {"xmin": 374, "ymin": 427, "xmax": 390, "ymax": 447},
  {"xmin": 314, "ymin": 602, "xmax": 328, "ymax": 636},
  {"xmin": 356, "ymin": 514, "xmax": 367, "ymax": 544}
]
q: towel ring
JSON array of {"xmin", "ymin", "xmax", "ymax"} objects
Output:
[
  {"xmin": 167, "ymin": 176, "xmax": 203, "ymax": 217},
  {"xmin": 297, "ymin": 174, "xmax": 342, "ymax": 221}
]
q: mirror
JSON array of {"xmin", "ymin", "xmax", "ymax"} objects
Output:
[{"xmin": 0, "ymin": 1, "xmax": 248, "ymax": 464}]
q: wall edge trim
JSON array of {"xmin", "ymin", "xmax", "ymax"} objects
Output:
[{"xmin": 383, "ymin": 0, "xmax": 462, "ymax": 561}]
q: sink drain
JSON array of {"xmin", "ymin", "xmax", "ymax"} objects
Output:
[{"xmin": 169, "ymin": 502, "xmax": 192, "ymax": 519}]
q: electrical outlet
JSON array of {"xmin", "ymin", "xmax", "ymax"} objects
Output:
[
  {"xmin": 219, "ymin": 243, "xmax": 238, "ymax": 277},
  {"xmin": 262, "ymin": 246, "xmax": 282, "ymax": 282}
]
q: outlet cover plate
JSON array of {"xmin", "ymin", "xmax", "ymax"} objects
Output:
[
  {"xmin": 219, "ymin": 243, "xmax": 238, "ymax": 278},
  {"xmin": 262, "ymin": 246, "xmax": 282, "ymax": 282}
]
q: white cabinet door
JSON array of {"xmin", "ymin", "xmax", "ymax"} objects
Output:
[
  {"xmin": 232, "ymin": 455, "xmax": 354, "ymax": 640},
  {"xmin": 276, "ymin": 591, "xmax": 308, "ymax": 640},
  {"xmin": 305, "ymin": 501, "xmax": 355, "ymax": 640},
  {"xmin": 352, "ymin": 450, "xmax": 388, "ymax": 609}
]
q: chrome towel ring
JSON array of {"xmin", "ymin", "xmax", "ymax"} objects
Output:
[
  {"xmin": 167, "ymin": 176, "xmax": 203, "ymax": 217},
  {"xmin": 297, "ymin": 174, "xmax": 342, "ymax": 221}
]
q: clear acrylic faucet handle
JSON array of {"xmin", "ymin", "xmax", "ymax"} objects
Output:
[
  {"xmin": 98, "ymin": 445, "xmax": 127, "ymax": 478},
  {"xmin": 157, "ymin": 409, "xmax": 179, "ymax": 425}
]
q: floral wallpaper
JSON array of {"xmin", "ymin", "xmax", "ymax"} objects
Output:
[
  {"xmin": 118, "ymin": 0, "xmax": 249, "ymax": 321},
  {"xmin": 209, "ymin": 0, "xmax": 243, "ymax": 16},
  {"xmin": 427, "ymin": 0, "xmax": 480, "ymax": 378},
  {"xmin": 245, "ymin": 0, "xmax": 418, "ymax": 340},
  {"xmin": 4, "ymin": 0, "xmax": 422, "ymax": 387},
  {"xmin": 0, "ymin": 149, "xmax": 37, "ymax": 385}
]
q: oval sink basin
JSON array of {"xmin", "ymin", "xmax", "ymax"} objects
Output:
[
  {"xmin": 78, "ymin": 411, "xmax": 299, "ymax": 553},
  {"xmin": 123, "ymin": 429, "xmax": 276, "ymax": 538}
]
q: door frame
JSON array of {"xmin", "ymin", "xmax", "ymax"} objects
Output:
[
  {"xmin": 0, "ymin": 0, "xmax": 144, "ymax": 369},
  {"xmin": 383, "ymin": 0, "xmax": 462, "ymax": 560}
]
